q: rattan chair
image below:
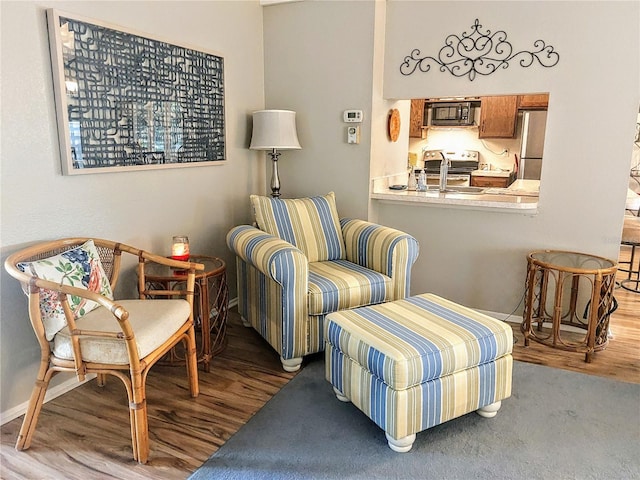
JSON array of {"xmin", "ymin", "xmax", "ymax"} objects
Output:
[{"xmin": 4, "ymin": 238, "xmax": 205, "ymax": 464}]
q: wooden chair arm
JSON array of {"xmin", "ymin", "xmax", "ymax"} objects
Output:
[
  {"xmin": 136, "ymin": 254, "xmax": 205, "ymax": 300},
  {"xmin": 29, "ymin": 277, "xmax": 120, "ymax": 312},
  {"xmin": 139, "ymin": 251, "xmax": 205, "ymax": 272},
  {"xmin": 24, "ymin": 277, "xmax": 132, "ymax": 378}
]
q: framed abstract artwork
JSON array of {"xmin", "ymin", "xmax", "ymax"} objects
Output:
[{"xmin": 46, "ymin": 9, "xmax": 226, "ymax": 175}]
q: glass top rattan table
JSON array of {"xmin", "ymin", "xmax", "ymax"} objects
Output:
[
  {"xmin": 144, "ymin": 255, "xmax": 228, "ymax": 372},
  {"xmin": 521, "ymin": 250, "xmax": 617, "ymax": 362}
]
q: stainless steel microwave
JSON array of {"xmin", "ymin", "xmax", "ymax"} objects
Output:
[{"xmin": 429, "ymin": 102, "xmax": 475, "ymax": 126}]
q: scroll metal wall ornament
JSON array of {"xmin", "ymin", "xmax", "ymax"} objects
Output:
[
  {"xmin": 400, "ymin": 19, "xmax": 560, "ymax": 81},
  {"xmin": 47, "ymin": 9, "xmax": 226, "ymax": 175}
]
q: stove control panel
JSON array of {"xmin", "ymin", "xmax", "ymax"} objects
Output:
[{"xmin": 423, "ymin": 149, "xmax": 479, "ymax": 161}]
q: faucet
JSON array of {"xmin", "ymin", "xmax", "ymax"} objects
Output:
[{"xmin": 439, "ymin": 152, "xmax": 450, "ymax": 192}]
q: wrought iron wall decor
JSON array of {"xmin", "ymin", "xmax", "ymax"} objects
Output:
[
  {"xmin": 46, "ymin": 9, "xmax": 226, "ymax": 175},
  {"xmin": 400, "ymin": 19, "xmax": 559, "ymax": 81}
]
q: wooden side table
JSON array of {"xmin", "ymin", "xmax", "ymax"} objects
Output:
[
  {"xmin": 143, "ymin": 255, "xmax": 228, "ymax": 372},
  {"xmin": 521, "ymin": 250, "xmax": 617, "ymax": 362}
]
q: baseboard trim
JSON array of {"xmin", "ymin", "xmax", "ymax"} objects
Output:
[
  {"xmin": 1, "ymin": 297, "xmax": 240, "ymax": 426},
  {"xmin": 476, "ymin": 309, "xmax": 523, "ymax": 325}
]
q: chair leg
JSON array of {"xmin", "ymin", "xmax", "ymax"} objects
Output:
[
  {"xmin": 184, "ymin": 328, "xmax": 200, "ymax": 398},
  {"xmin": 132, "ymin": 402, "xmax": 149, "ymax": 464},
  {"xmin": 128, "ymin": 366, "xmax": 149, "ymax": 464},
  {"xmin": 111, "ymin": 371, "xmax": 139, "ymax": 462},
  {"xmin": 129, "ymin": 406, "xmax": 138, "ymax": 461},
  {"xmin": 96, "ymin": 373, "xmax": 107, "ymax": 387},
  {"xmin": 16, "ymin": 368, "xmax": 56, "ymax": 451},
  {"xmin": 280, "ymin": 356, "xmax": 303, "ymax": 372}
]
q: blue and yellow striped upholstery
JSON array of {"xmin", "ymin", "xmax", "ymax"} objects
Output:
[
  {"xmin": 341, "ymin": 218, "xmax": 418, "ymax": 300},
  {"xmin": 227, "ymin": 225, "xmax": 308, "ymax": 359},
  {"xmin": 308, "ymin": 260, "xmax": 393, "ymax": 316},
  {"xmin": 251, "ymin": 192, "xmax": 346, "ymax": 263},
  {"xmin": 227, "ymin": 194, "xmax": 419, "ymax": 366},
  {"xmin": 325, "ymin": 293, "xmax": 513, "ymax": 440}
]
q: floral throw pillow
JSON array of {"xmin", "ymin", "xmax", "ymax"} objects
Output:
[{"xmin": 17, "ymin": 239, "xmax": 114, "ymax": 340}]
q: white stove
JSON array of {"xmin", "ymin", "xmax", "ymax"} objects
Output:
[{"xmin": 422, "ymin": 149, "xmax": 480, "ymax": 187}]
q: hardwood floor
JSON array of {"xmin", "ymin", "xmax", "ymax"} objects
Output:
[{"xmin": 1, "ymin": 248, "xmax": 638, "ymax": 479}]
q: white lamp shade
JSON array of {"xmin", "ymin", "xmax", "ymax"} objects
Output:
[{"xmin": 250, "ymin": 110, "xmax": 301, "ymax": 150}]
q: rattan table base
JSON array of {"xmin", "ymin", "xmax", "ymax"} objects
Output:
[{"xmin": 521, "ymin": 250, "xmax": 617, "ymax": 363}]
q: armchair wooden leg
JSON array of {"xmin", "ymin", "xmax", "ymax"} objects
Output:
[
  {"xmin": 96, "ymin": 373, "xmax": 107, "ymax": 387},
  {"xmin": 112, "ymin": 371, "xmax": 139, "ymax": 462},
  {"xmin": 131, "ymin": 400, "xmax": 149, "ymax": 464},
  {"xmin": 129, "ymin": 408, "xmax": 138, "ymax": 461},
  {"xmin": 16, "ymin": 368, "xmax": 55, "ymax": 451},
  {"xmin": 129, "ymin": 366, "xmax": 149, "ymax": 464},
  {"xmin": 185, "ymin": 328, "xmax": 199, "ymax": 398}
]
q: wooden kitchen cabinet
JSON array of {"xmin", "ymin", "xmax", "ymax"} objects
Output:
[
  {"xmin": 471, "ymin": 174, "xmax": 516, "ymax": 188},
  {"xmin": 518, "ymin": 94, "xmax": 549, "ymax": 110},
  {"xmin": 409, "ymin": 99, "xmax": 426, "ymax": 138},
  {"xmin": 478, "ymin": 96, "xmax": 519, "ymax": 138}
]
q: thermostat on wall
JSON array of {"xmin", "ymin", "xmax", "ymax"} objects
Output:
[{"xmin": 343, "ymin": 110, "xmax": 363, "ymax": 123}]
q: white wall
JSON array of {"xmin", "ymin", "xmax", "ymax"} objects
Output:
[
  {"xmin": 262, "ymin": 1, "xmax": 377, "ymax": 219},
  {"xmin": 263, "ymin": 0, "xmax": 639, "ymax": 316},
  {"xmin": 380, "ymin": 1, "xmax": 639, "ymax": 313},
  {"xmin": 0, "ymin": 1, "xmax": 265, "ymax": 416}
]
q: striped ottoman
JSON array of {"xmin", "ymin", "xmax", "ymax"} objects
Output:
[{"xmin": 325, "ymin": 293, "xmax": 513, "ymax": 452}]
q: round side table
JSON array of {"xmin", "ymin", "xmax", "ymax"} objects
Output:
[
  {"xmin": 144, "ymin": 255, "xmax": 228, "ymax": 372},
  {"xmin": 521, "ymin": 250, "xmax": 617, "ymax": 363}
]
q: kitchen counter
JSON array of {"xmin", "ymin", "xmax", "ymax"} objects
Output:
[
  {"xmin": 470, "ymin": 169, "xmax": 512, "ymax": 177},
  {"xmin": 484, "ymin": 179, "xmax": 540, "ymax": 196},
  {"xmin": 371, "ymin": 174, "xmax": 539, "ymax": 212}
]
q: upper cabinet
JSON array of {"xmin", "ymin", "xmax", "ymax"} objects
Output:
[
  {"xmin": 410, "ymin": 93, "xmax": 549, "ymax": 140},
  {"xmin": 518, "ymin": 94, "xmax": 549, "ymax": 110},
  {"xmin": 409, "ymin": 99, "xmax": 426, "ymax": 138},
  {"xmin": 478, "ymin": 95, "xmax": 519, "ymax": 138}
]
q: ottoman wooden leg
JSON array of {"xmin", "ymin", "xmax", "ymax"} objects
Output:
[
  {"xmin": 476, "ymin": 400, "xmax": 502, "ymax": 418},
  {"xmin": 385, "ymin": 432, "xmax": 416, "ymax": 453},
  {"xmin": 333, "ymin": 387, "xmax": 349, "ymax": 402}
]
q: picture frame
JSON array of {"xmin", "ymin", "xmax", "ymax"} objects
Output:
[{"xmin": 46, "ymin": 9, "xmax": 226, "ymax": 175}]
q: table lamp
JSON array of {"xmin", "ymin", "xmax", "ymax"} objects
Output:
[{"xmin": 250, "ymin": 110, "xmax": 301, "ymax": 198}]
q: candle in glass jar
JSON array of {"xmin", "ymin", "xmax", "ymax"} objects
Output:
[{"xmin": 171, "ymin": 235, "xmax": 190, "ymax": 261}]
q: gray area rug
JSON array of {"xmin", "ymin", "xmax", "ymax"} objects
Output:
[{"xmin": 189, "ymin": 355, "xmax": 640, "ymax": 480}]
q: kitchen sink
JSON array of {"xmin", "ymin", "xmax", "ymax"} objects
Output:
[{"xmin": 425, "ymin": 186, "xmax": 487, "ymax": 194}]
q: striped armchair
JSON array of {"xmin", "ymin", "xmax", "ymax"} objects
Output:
[{"xmin": 226, "ymin": 192, "xmax": 419, "ymax": 372}]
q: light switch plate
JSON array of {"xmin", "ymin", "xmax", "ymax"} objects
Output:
[{"xmin": 347, "ymin": 125, "xmax": 360, "ymax": 144}]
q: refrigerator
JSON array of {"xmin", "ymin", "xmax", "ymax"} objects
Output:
[{"xmin": 518, "ymin": 111, "xmax": 547, "ymax": 180}]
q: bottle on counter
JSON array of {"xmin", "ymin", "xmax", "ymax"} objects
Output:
[
  {"xmin": 416, "ymin": 170, "xmax": 427, "ymax": 191},
  {"xmin": 407, "ymin": 168, "xmax": 418, "ymax": 190}
]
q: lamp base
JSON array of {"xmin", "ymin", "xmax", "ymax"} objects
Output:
[{"xmin": 268, "ymin": 149, "xmax": 281, "ymax": 198}]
